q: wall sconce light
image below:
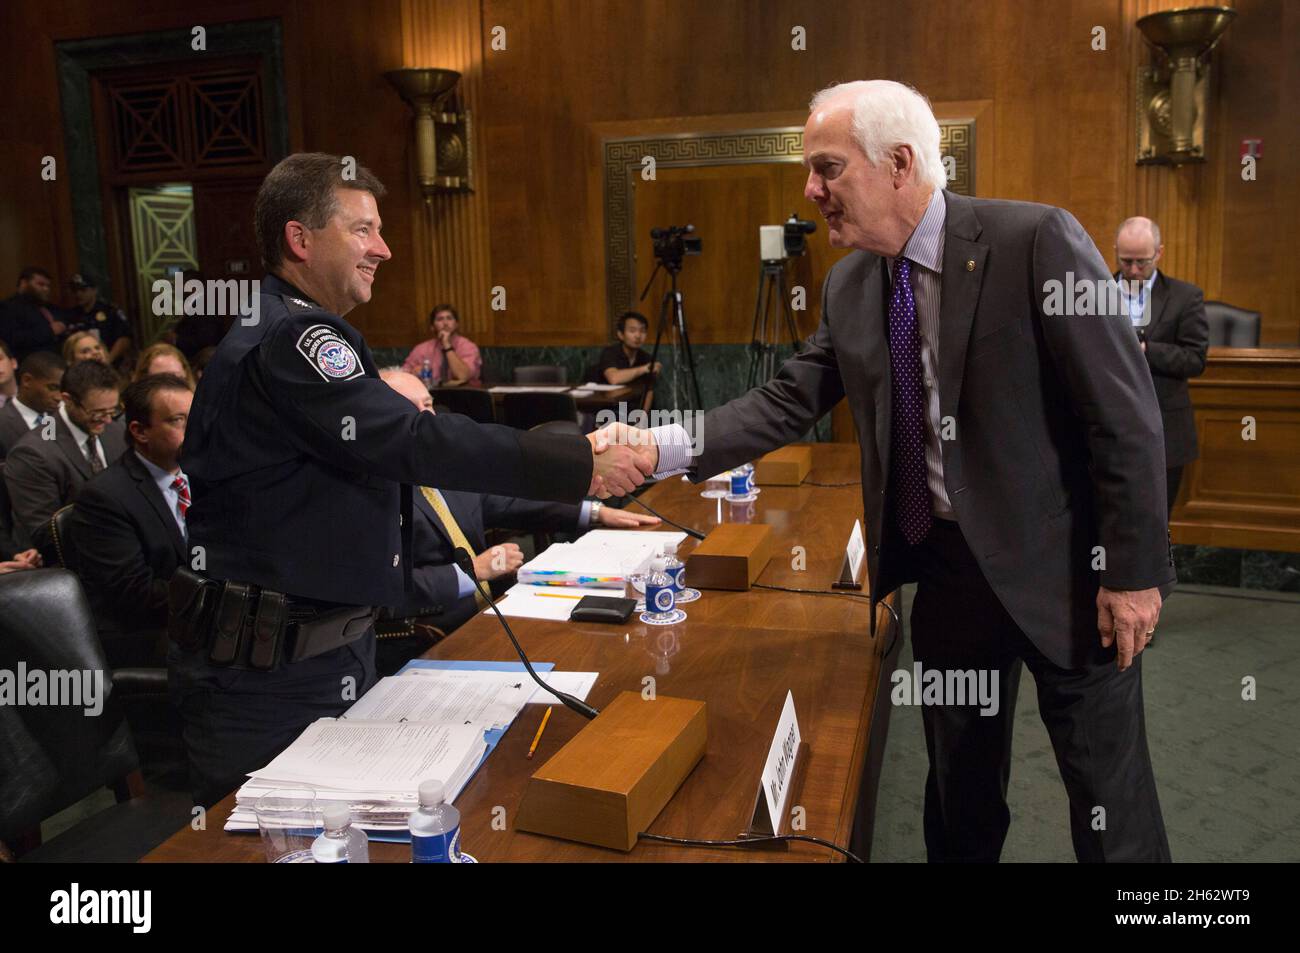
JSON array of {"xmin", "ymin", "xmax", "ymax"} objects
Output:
[
  {"xmin": 1135, "ymin": 5, "xmax": 1237, "ymax": 165},
  {"xmin": 384, "ymin": 68, "xmax": 473, "ymax": 199}
]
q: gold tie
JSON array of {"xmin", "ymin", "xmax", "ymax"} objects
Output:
[{"xmin": 420, "ymin": 487, "xmax": 487, "ymax": 608}]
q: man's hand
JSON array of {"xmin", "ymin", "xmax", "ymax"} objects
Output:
[
  {"xmin": 1097, "ymin": 586, "xmax": 1161, "ymax": 671},
  {"xmin": 438, "ymin": 329, "xmax": 453, "ymax": 348},
  {"xmin": 587, "ymin": 427, "xmax": 655, "ymax": 498},
  {"xmin": 0, "ymin": 548, "xmax": 41, "ymax": 574},
  {"xmin": 597, "ymin": 506, "xmax": 660, "ymax": 529},
  {"xmin": 595, "ymin": 422, "xmax": 659, "ymax": 474},
  {"xmin": 472, "ymin": 543, "xmax": 523, "ymax": 581}
]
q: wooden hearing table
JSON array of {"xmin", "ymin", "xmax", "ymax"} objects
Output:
[{"xmin": 143, "ymin": 443, "xmax": 896, "ymax": 863}]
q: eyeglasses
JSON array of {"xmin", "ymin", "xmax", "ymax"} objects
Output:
[
  {"xmin": 1118, "ymin": 257, "xmax": 1155, "ymax": 268},
  {"xmin": 69, "ymin": 397, "xmax": 122, "ymax": 422}
]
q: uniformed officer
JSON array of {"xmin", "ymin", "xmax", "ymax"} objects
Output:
[
  {"xmin": 169, "ymin": 152, "xmax": 654, "ymax": 805},
  {"xmin": 67, "ymin": 274, "xmax": 133, "ymax": 368}
]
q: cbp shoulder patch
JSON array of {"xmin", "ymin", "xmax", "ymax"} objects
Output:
[{"xmin": 296, "ymin": 324, "xmax": 365, "ymax": 381}]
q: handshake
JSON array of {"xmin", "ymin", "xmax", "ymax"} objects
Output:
[{"xmin": 585, "ymin": 423, "xmax": 660, "ymax": 498}]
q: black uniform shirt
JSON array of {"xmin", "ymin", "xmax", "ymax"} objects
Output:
[{"xmin": 182, "ymin": 274, "xmax": 590, "ymax": 606}]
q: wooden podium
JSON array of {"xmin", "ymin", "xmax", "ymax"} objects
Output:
[{"xmin": 515, "ymin": 692, "xmax": 707, "ymax": 851}]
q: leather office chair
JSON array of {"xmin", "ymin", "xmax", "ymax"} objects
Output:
[
  {"xmin": 513, "ymin": 364, "xmax": 567, "ymax": 385},
  {"xmin": 48, "ymin": 503, "xmax": 77, "ymax": 572},
  {"xmin": 431, "ymin": 386, "xmax": 495, "ymax": 423},
  {"xmin": 502, "ymin": 392, "xmax": 580, "ymax": 431},
  {"xmin": 0, "ymin": 569, "xmax": 192, "ymax": 861},
  {"xmin": 1204, "ymin": 300, "xmax": 1261, "ymax": 347}
]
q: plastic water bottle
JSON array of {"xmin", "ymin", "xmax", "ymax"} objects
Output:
[
  {"xmin": 420, "ymin": 358, "xmax": 434, "ymax": 388},
  {"xmin": 311, "ymin": 802, "xmax": 370, "ymax": 864},
  {"xmin": 644, "ymin": 557, "xmax": 676, "ymax": 621},
  {"xmin": 410, "ymin": 780, "xmax": 462, "ymax": 863},
  {"xmin": 661, "ymin": 542, "xmax": 685, "ymax": 592}
]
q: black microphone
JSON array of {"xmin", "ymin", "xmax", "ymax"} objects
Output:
[{"xmin": 452, "ymin": 547, "xmax": 599, "ymax": 720}]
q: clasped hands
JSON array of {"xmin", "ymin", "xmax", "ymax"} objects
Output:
[{"xmin": 586, "ymin": 423, "xmax": 660, "ymax": 498}]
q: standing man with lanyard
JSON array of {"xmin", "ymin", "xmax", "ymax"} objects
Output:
[{"xmin": 170, "ymin": 152, "xmax": 651, "ymax": 806}]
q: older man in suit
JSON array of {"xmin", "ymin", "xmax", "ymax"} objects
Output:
[
  {"xmin": 1114, "ymin": 216, "xmax": 1210, "ymax": 516},
  {"xmin": 5, "ymin": 359, "xmax": 125, "ymax": 557},
  {"xmin": 613, "ymin": 80, "xmax": 1174, "ymax": 862},
  {"xmin": 70, "ymin": 373, "xmax": 192, "ymax": 668}
]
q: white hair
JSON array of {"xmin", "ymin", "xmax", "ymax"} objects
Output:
[{"xmin": 809, "ymin": 80, "xmax": 947, "ymax": 192}]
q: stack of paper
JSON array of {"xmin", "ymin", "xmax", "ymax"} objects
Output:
[
  {"xmin": 223, "ymin": 668, "xmax": 538, "ymax": 834},
  {"xmin": 516, "ymin": 529, "xmax": 686, "ymax": 588}
]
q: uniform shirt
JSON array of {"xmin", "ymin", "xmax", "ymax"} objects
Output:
[
  {"xmin": 68, "ymin": 299, "xmax": 132, "ymax": 350},
  {"xmin": 182, "ymin": 274, "xmax": 590, "ymax": 606},
  {"xmin": 402, "ymin": 334, "xmax": 483, "ymax": 385}
]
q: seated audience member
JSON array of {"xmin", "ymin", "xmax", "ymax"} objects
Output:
[
  {"xmin": 65, "ymin": 274, "xmax": 133, "ymax": 368},
  {"xmin": 0, "ymin": 340, "xmax": 17, "ymax": 408},
  {"xmin": 191, "ymin": 345, "xmax": 217, "ymax": 381},
  {"xmin": 63, "ymin": 330, "xmax": 110, "ymax": 366},
  {"xmin": 70, "ymin": 373, "xmax": 192, "ymax": 667},
  {"xmin": 401, "ymin": 303, "xmax": 482, "ymax": 385},
  {"xmin": 590, "ymin": 310, "xmax": 661, "ymax": 410},
  {"xmin": 375, "ymin": 369, "xmax": 659, "ymax": 673},
  {"xmin": 1114, "ymin": 216, "xmax": 1210, "ymax": 517},
  {"xmin": 5, "ymin": 359, "xmax": 126, "ymax": 556},
  {"xmin": 0, "ymin": 267, "xmax": 65, "ymax": 362},
  {"xmin": 133, "ymin": 341, "xmax": 196, "ymax": 388},
  {"xmin": 0, "ymin": 351, "xmax": 66, "ymax": 459}
]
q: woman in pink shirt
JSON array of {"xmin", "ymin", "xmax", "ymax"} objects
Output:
[{"xmin": 402, "ymin": 303, "xmax": 482, "ymax": 386}]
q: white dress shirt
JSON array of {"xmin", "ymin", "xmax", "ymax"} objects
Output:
[{"xmin": 11, "ymin": 396, "xmax": 47, "ymax": 430}]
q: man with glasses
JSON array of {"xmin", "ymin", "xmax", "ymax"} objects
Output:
[
  {"xmin": 1114, "ymin": 217, "xmax": 1209, "ymax": 517},
  {"xmin": 4, "ymin": 359, "xmax": 125, "ymax": 558}
]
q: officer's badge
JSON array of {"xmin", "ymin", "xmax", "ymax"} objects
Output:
[
  {"xmin": 296, "ymin": 324, "xmax": 364, "ymax": 381},
  {"xmin": 95, "ymin": 311, "xmax": 107, "ymax": 323}
]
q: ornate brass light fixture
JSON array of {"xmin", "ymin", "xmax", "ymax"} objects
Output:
[
  {"xmin": 1135, "ymin": 5, "xmax": 1237, "ymax": 165},
  {"xmin": 384, "ymin": 68, "xmax": 473, "ymax": 198}
]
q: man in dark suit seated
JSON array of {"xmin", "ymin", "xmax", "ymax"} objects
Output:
[
  {"xmin": 0, "ymin": 350, "xmax": 66, "ymax": 459},
  {"xmin": 376, "ymin": 368, "xmax": 659, "ymax": 673},
  {"xmin": 4, "ymin": 359, "xmax": 126, "ymax": 558},
  {"xmin": 69, "ymin": 373, "xmax": 192, "ymax": 668},
  {"xmin": 1114, "ymin": 216, "xmax": 1210, "ymax": 517}
]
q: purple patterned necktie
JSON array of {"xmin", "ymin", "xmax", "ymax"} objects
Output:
[{"xmin": 888, "ymin": 256, "xmax": 932, "ymax": 545}]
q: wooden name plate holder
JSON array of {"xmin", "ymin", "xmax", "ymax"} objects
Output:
[
  {"xmin": 754, "ymin": 445, "xmax": 812, "ymax": 485},
  {"xmin": 687, "ymin": 523, "xmax": 775, "ymax": 590},
  {"xmin": 514, "ymin": 691, "xmax": 707, "ymax": 852}
]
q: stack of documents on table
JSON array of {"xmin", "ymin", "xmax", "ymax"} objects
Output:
[
  {"xmin": 515, "ymin": 529, "xmax": 686, "ymax": 589},
  {"xmin": 487, "ymin": 384, "xmax": 572, "ymax": 393},
  {"xmin": 224, "ymin": 668, "xmax": 539, "ymax": 833}
]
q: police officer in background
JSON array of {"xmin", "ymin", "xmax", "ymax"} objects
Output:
[
  {"xmin": 66, "ymin": 274, "xmax": 133, "ymax": 369},
  {"xmin": 170, "ymin": 152, "xmax": 654, "ymax": 805}
]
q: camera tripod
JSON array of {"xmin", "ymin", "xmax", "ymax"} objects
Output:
[
  {"xmin": 641, "ymin": 260, "xmax": 703, "ymax": 410},
  {"xmin": 747, "ymin": 259, "xmax": 803, "ymax": 389}
]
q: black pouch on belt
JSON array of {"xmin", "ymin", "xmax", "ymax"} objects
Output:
[
  {"xmin": 289, "ymin": 605, "xmax": 374, "ymax": 664},
  {"xmin": 167, "ymin": 567, "xmax": 218, "ymax": 651},
  {"xmin": 250, "ymin": 591, "xmax": 286, "ymax": 671},
  {"xmin": 210, "ymin": 582, "xmax": 254, "ymax": 666}
]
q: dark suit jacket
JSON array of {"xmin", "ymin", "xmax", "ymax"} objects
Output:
[
  {"xmin": 0, "ymin": 400, "xmax": 38, "ymax": 460},
  {"xmin": 688, "ymin": 191, "xmax": 1175, "ymax": 670},
  {"xmin": 390, "ymin": 489, "xmax": 582, "ymax": 634},
  {"xmin": 1114, "ymin": 270, "xmax": 1209, "ymax": 468},
  {"xmin": 68, "ymin": 449, "xmax": 186, "ymax": 646},
  {"xmin": 4, "ymin": 414, "xmax": 126, "ymax": 554},
  {"xmin": 0, "ymin": 294, "xmax": 59, "ymax": 363}
]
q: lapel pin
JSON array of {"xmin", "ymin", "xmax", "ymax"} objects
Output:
[{"xmin": 965, "ymin": 259, "xmax": 975, "ymax": 271}]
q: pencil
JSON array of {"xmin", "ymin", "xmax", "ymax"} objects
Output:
[
  {"xmin": 527, "ymin": 706, "xmax": 553, "ymax": 759},
  {"xmin": 535, "ymin": 592, "xmax": 583, "ymax": 599}
]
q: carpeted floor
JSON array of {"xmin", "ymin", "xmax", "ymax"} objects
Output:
[{"xmin": 870, "ymin": 583, "xmax": 1300, "ymax": 862}]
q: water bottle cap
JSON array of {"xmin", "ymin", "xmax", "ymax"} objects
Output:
[
  {"xmin": 418, "ymin": 779, "xmax": 446, "ymax": 806},
  {"xmin": 322, "ymin": 802, "xmax": 352, "ymax": 830},
  {"xmin": 662, "ymin": 541, "xmax": 678, "ymax": 555},
  {"xmin": 650, "ymin": 557, "xmax": 666, "ymax": 572}
]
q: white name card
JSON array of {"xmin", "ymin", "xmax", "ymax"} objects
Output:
[{"xmin": 759, "ymin": 691, "xmax": 801, "ymax": 833}]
